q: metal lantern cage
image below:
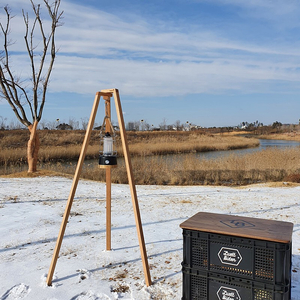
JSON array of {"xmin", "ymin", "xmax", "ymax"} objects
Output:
[{"xmin": 99, "ymin": 115, "xmax": 117, "ymax": 167}]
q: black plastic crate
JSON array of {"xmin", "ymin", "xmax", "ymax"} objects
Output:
[
  {"xmin": 182, "ymin": 266, "xmax": 291, "ymax": 300},
  {"xmin": 182, "ymin": 229, "xmax": 291, "ymax": 285},
  {"xmin": 180, "ymin": 212, "xmax": 293, "ymax": 286}
]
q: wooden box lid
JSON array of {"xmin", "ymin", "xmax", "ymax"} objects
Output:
[{"xmin": 180, "ymin": 212, "xmax": 293, "ymax": 243}]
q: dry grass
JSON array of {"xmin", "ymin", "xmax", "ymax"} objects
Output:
[
  {"xmin": 127, "ymin": 134, "xmax": 259, "ymax": 156},
  {"xmin": 259, "ymin": 132, "xmax": 300, "ymax": 141},
  {"xmin": 28, "ymin": 147, "xmax": 300, "ymax": 186},
  {"xmin": 0, "ymin": 130, "xmax": 259, "ymax": 165},
  {"xmin": 169, "ymin": 147, "xmax": 300, "ymax": 185},
  {"xmin": 2, "ymin": 129, "xmax": 300, "ymax": 185},
  {"xmin": 0, "ymin": 169, "xmax": 72, "ymax": 179}
]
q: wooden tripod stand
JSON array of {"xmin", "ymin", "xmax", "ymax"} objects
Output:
[{"xmin": 46, "ymin": 89, "xmax": 152, "ymax": 286}]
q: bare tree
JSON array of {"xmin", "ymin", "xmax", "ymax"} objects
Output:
[
  {"xmin": 68, "ymin": 117, "xmax": 79, "ymax": 130},
  {"xmin": 174, "ymin": 120, "xmax": 181, "ymax": 131},
  {"xmin": 0, "ymin": 0, "xmax": 63, "ymax": 172},
  {"xmin": 133, "ymin": 121, "xmax": 140, "ymax": 131},
  {"xmin": 0, "ymin": 116, "xmax": 7, "ymax": 129},
  {"xmin": 144, "ymin": 122, "xmax": 151, "ymax": 131},
  {"xmin": 159, "ymin": 118, "xmax": 167, "ymax": 131},
  {"xmin": 81, "ymin": 117, "xmax": 89, "ymax": 130}
]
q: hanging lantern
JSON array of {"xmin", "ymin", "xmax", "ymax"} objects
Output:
[{"xmin": 99, "ymin": 116, "xmax": 117, "ymax": 168}]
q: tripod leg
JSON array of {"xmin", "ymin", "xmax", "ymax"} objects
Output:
[
  {"xmin": 112, "ymin": 89, "xmax": 152, "ymax": 286},
  {"xmin": 46, "ymin": 92, "xmax": 101, "ymax": 286}
]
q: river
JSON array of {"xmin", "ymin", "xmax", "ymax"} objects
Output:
[
  {"xmin": 161, "ymin": 139, "xmax": 300, "ymax": 164},
  {"xmin": 205, "ymin": 138, "xmax": 300, "ymax": 158}
]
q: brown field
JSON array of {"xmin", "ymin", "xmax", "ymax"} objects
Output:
[
  {"xmin": 0, "ymin": 129, "xmax": 259, "ymax": 164},
  {"xmin": 1, "ymin": 129, "xmax": 300, "ymax": 185},
  {"xmin": 258, "ymin": 132, "xmax": 300, "ymax": 141}
]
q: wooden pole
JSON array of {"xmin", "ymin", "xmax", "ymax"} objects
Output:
[
  {"xmin": 46, "ymin": 92, "xmax": 103, "ymax": 286},
  {"xmin": 106, "ymin": 167, "xmax": 112, "ymax": 250},
  {"xmin": 104, "ymin": 96, "xmax": 112, "ymax": 251},
  {"xmin": 110, "ymin": 88, "xmax": 152, "ymax": 286}
]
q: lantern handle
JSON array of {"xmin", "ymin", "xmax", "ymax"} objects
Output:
[{"xmin": 100, "ymin": 115, "xmax": 116, "ymax": 137}]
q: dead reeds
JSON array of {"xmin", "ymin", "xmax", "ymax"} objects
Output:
[
  {"xmin": 167, "ymin": 147, "xmax": 300, "ymax": 185},
  {"xmin": 1, "ymin": 130, "xmax": 300, "ymax": 185},
  {"xmin": 25, "ymin": 147, "xmax": 300, "ymax": 186},
  {"xmin": 0, "ymin": 130, "xmax": 259, "ymax": 164}
]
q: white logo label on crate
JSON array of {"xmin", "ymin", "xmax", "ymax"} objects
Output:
[
  {"xmin": 218, "ymin": 247, "xmax": 242, "ymax": 266},
  {"xmin": 217, "ymin": 287, "xmax": 241, "ymax": 300}
]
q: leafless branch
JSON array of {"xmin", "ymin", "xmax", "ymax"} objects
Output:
[
  {"xmin": 0, "ymin": 0, "xmax": 63, "ymax": 126},
  {"xmin": 0, "ymin": 6, "xmax": 31, "ymax": 126}
]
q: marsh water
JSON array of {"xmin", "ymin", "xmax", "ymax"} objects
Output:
[
  {"xmin": 91, "ymin": 139, "xmax": 300, "ymax": 165},
  {"xmin": 195, "ymin": 139, "xmax": 300, "ymax": 160},
  {"xmin": 154, "ymin": 139, "xmax": 300, "ymax": 166}
]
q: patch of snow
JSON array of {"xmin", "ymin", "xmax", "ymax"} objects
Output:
[{"xmin": 0, "ymin": 177, "xmax": 299, "ymax": 299}]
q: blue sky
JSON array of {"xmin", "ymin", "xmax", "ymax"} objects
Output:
[{"xmin": 1, "ymin": 0, "xmax": 300, "ymax": 128}]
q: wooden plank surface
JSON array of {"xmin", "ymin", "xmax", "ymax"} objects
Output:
[{"xmin": 180, "ymin": 212, "xmax": 293, "ymax": 243}]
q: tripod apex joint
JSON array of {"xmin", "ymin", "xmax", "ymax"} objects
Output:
[
  {"xmin": 97, "ymin": 88, "xmax": 117, "ymax": 96},
  {"xmin": 97, "ymin": 91, "xmax": 113, "ymax": 97}
]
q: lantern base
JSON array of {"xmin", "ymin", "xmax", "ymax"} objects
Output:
[{"xmin": 99, "ymin": 155, "xmax": 117, "ymax": 168}]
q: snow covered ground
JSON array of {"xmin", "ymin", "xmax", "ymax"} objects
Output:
[{"xmin": 0, "ymin": 176, "xmax": 299, "ymax": 300}]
